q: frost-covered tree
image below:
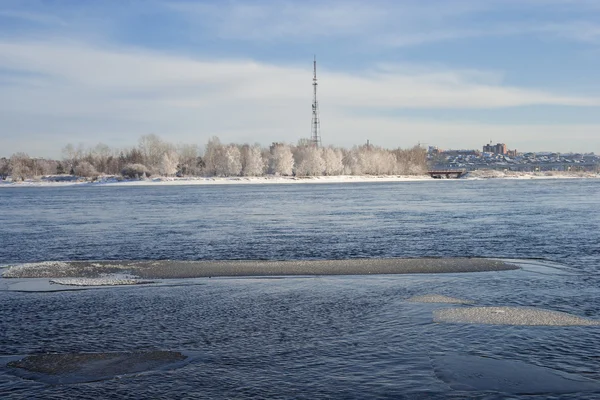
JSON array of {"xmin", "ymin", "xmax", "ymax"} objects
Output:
[
  {"xmin": 294, "ymin": 145, "xmax": 324, "ymax": 176},
  {"xmin": 217, "ymin": 145, "xmax": 242, "ymax": 176},
  {"xmin": 62, "ymin": 143, "xmax": 85, "ymax": 173},
  {"xmin": 74, "ymin": 161, "xmax": 99, "ymax": 179},
  {"xmin": 351, "ymin": 144, "xmax": 399, "ymax": 175},
  {"xmin": 123, "ymin": 147, "xmax": 144, "ymax": 166},
  {"xmin": 203, "ymin": 136, "xmax": 222, "ymax": 176},
  {"xmin": 241, "ymin": 144, "xmax": 264, "ymax": 176},
  {"xmin": 35, "ymin": 159, "xmax": 59, "ymax": 176},
  {"xmin": 340, "ymin": 148, "xmax": 358, "ymax": 175},
  {"xmin": 268, "ymin": 143, "xmax": 294, "ymax": 176},
  {"xmin": 138, "ymin": 134, "xmax": 171, "ymax": 171},
  {"xmin": 5, "ymin": 134, "xmax": 430, "ymax": 180},
  {"xmin": 121, "ymin": 163, "xmax": 150, "ymax": 179},
  {"xmin": 88, "ymin": 143, "xmax": 113, "ymax": 174},
  {"xmin": 104, "ymin": 156, "xmax": 120, "ymax": 175},
  {"xmin": 9, "ymin": 153, "xmax": 33, "ymax": 181},
  {"xmin": 177, "ymin": 144, "xmax": 201, "ymax": 176},
  {"xmin": 393, "ymin": 146, "xmax": 427, "ymax": 175},
  {"xmin": 202, "ymin": 138, "xmax": 241, "ymax": 177},
  {"xmin": 322, "ymin": 147, "xmax": 344, "ymax": 176},
  {"xmin": 159, "ymin": 150, "xmax": 179, "ymax": 176}
]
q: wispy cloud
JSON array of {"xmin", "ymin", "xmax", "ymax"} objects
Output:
[
  {"xmin": 164, "ymin": 0, "xmax": 600, "ymax": 47},
  {"xmin": 0, "ymin": 39, "xmax": 598, "ymax": 156},
  {"xmin": 1, "ymin": 39, "xmax": 597, "ymax": 110},
  {"xmin": 3, "ymin": 1, "xmax": 600, "ymax": 50},
  {"xmin": 0, "ymin": 1, "xmax": 599, "ymax": 156},
  {"xmin": 165, "ymin": 0, "xmax": 491, "ymax": 45},
  {"xmin": 166, "ymin": 1, "xmax": 390, "ymax": 40}
]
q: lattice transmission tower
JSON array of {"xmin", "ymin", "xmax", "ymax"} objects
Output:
[{"xmin": 310, "ymin": 56, "xmax": 322, "ymax": 148}]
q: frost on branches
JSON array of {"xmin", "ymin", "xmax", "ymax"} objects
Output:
[
  {"xmin": 241, "ymin": 145, "xmax": 264, "ymax": 176},
  {"xmin": 269, "ymin": 143, "xmax": 294, "ymax": 176},
  {"xmin": 293, "ymin": 145, "xmax": 325, "ymax": 176},
  {"xmin": 3, "ymin": 134, "xmax": 428, "ymax": 181}
]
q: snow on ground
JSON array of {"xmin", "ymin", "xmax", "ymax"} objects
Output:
[
  {"xmin": 1, "ymin": 171, "xmax": 598, "ymax": 187},
  {"xmin": 0, "ymin": 175, "xmax": 431, "ymax": 187},
  {"xmin": 465, "ymin": 170, "xmax": 599, "ymax": 179}
]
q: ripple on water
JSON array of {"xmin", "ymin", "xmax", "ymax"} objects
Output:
[{"xmin": 432, "ymin": 354, "xmax": 600, "ymax": 394}]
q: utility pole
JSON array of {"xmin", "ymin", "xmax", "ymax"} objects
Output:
[{"xmin": 310, "ymin": 56, "xmax": 322, "ymax": 148}]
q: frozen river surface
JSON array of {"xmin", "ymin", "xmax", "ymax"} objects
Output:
[{"xmin": 1, "ymin": 179, "xmax": 600, "ymax": 399}]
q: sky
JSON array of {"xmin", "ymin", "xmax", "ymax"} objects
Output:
[{"xmin": 1, "ymin": 0, "xmax": 600, "ymax": 158}]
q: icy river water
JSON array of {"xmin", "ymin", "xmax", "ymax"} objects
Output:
[{"xmin": 1, "ymin": 179, "xmax": 600, "ymax": 399}]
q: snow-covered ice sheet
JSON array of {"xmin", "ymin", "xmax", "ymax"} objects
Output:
[
  {"xmin": 1, "ymin": 258, "xmax": 518, "ymax": 280},
  {"xmin": 433, "ymin": 306, "xmax": 600, "ymax": 326}
]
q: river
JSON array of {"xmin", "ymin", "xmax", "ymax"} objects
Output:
[{"xmin": 1, "ymin": 179, "xmax": 599, "ymax": 399}]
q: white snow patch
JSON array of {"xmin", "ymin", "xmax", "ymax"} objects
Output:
[
  {"xmin": 73, "ymin": 175, "xmax": 434, "ymax": 186},
  {"xmin": 50, "ymin": 277, "xmax": 152, "ymax": 286},
  {"xmin": 1, "ymin": 261, "xmax": 136, "ymax": 279},
  {"xmin": 2, "ymin": 261, "xmax": 71, "ymax": 278}
]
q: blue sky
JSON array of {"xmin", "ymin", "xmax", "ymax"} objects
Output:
[{"xmin": 1, "ymin": 0, "xmax": 600, "ymax": 157}]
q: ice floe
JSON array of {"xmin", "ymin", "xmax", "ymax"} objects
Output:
[
  {"xmin": 1, "ymin": 258, "xmax": 518, "ymax": 280},
  {"xmin": 433, "ymin": 306, "xmax": 600, "ymax": 326}
]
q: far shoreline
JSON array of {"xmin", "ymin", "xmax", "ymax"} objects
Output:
[{"xmin": 0, "ymin": 171, "xmax": 599, "ymax": 188}]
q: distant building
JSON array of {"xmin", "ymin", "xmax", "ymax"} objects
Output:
[
  {"xmin": 483, "ymin": 142, "xmax": 507, "ymax": 155},
  {"xmin": 482, "ymin": 142, "xmax": 519, "ymax": 156}
]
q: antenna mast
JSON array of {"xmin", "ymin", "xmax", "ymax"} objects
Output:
[{"xmin": 310, "ymin": 56, "xmax": 322, "ymax": 148}]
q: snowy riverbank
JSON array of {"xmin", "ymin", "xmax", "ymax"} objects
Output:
[{"xmin": 0, "ymin": 171, "xmax": 598, "ymax": 187}]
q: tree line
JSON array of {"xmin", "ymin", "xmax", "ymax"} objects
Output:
[{"xmin": 0, "ymin": 135, "xmax": 428, "ymax": 181}]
